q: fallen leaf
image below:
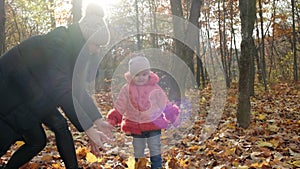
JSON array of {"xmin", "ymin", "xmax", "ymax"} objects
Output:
[
  {"xmin": 20, "ymin": 163, "xmax": 39, "ymax": 169},
  {"xmin": 86, "ymin": 152, "xmax": 102, "ymax": 163},
  {"xmin": 289, "ymin": 149, "xmax": 300, "ymax": 159},
  {"xmin": 41, "ymin": 155, "xmax": 53, "ymax": 162},
  {"xmin": 168, "ymin": 157, "xmax": 180, "ymax": 169},
  {"xmin": 76, "ymin": 146, "xmax": 89, "ymax": 159},
  {"xmin": 187, "ymin": 145, "xmax": 201, "ymax": 152},
  {"xmin": 15, "ymin": 141, "xmax": 25, "ymax": 148},
  {"xmin": 256, "ymin": 141, "xmax": 273, "ymax": 148},
  {"xmin": 258, "ymin": 114, "xmax": 266, "ymax": 120},
  {"xmin": 52, "ymin": 163, "xmax": 63, "ymax": 169},
  {"xmin": 126, "ymin": 157, "xmax": 136, "ymax": 169},
  {"xmin": 237, "ymin": 165, "xmax": 249, "ymax": 169},
  {"xmin": 290, "ymin": 160, "xmax": 300, "ymax": 167},
  {"xmin": 268, "ymin": 124, "xmax": 280, "ymax": 132},
  {"xmin": 135, "ymin": 158, "xmax": 148, "ymax": 169}
]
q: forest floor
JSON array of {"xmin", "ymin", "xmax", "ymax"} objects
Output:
[{"xmin": 1, "ymin": 82, "xmax": 299, "ymax": 169}]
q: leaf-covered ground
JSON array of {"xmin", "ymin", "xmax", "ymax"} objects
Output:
[{"xmin": 1, "ymin": 83, "xmax": 299, "ymax": 169}]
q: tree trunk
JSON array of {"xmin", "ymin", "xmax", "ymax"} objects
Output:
[
  {"xmin": 187, "ymin": 0, "xmax": 202, "ymax": 86},
  {"xmin": 237, "ymin": 0, "xmax": 256, "ymax": 129},
  {"xmin": 0, "ymin": 0, "xmax": 5, "ymax": 55},
  {"xmin": 170, "ymin": 0, "xmax": 187, "ymax": 60},
  {"xmin": 269, "ymin": 0, "xmax": 276, "ymax": 82},
  {"xmin": 229, "ymin": 0, "xmax": 239, "ymax": 82},
  {"xmin": 72, "ymin": 0, "xmax": 82, "ymax": 23},
  {"xmin": 249, "ymin": 38, "xmax": 256, "ymax": 96},
  {"xmin": 49, "ymin": 0, "xmax": 56, "ymax": 28},
  {"xmin": 150, "ymin": 0, "xmax": 158, "ymax": 48},
  {"xmin": 255, "ymin": 21, "xmax": 262, "ymax": 82},
  {"xmin": 258, "ymin": 0, "xmax": 268, "ymax": 91},
  {"xmin": 135, "ymin": 0, "xmax": 141, "ymax": 50},
  {"xmin": 218, "ymin": 0, "xmax": 229, "ymax": 88},
  {"xmin": 291, "ymin": 0, "xmax": 298, "ymax": 82},
  {"xmin": 168, "ymin": 0, "xmax": 187, "ymax": 103}
]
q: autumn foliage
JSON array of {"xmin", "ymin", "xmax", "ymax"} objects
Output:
[{"xmin": 1, "ymin": 83, "xmax": 299, "ymax": 168}]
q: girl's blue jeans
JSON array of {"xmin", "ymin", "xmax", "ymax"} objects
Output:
[{"xmin": 132, "ymin": 130, "xmax": 162, "ymax": 169}]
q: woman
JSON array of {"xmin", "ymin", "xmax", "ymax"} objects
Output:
[{"xmin": 0, "ymin": 3, "xmax": 112, "ymax": 169}]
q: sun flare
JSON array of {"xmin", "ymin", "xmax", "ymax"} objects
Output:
[{"xmin": 84, "ymin": 0, "xmax": 121, "ymax": 16}]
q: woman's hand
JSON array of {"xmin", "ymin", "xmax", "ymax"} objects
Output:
[
  {"xmin": 94, "ymin": 118, "xmax": 114, "ymax": 139},
  {"xmin": 86, "ymin": 119, "xmax": 114, "ymax": 156},
  {"xmin": 85, "ymin": 126, "xmax": 111, "ymax": 148},
  {"xmin": 88, "ymin": 138, "xmax": 103, "ymax": 157}
]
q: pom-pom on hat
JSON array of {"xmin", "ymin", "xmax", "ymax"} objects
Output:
[
  {"xmin": 84, "ymin": 3, "xmax": 105, "ymax": 17},
  {"xmin": 128, "ymin": 55, "xmax": 151, "ymax": 76},
  {"xmin": 79, "ymin": 3, "xmax": 107, "ymax": 41}
]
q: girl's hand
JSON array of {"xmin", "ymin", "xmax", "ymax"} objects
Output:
[{"xmin": 172, "ymin": 113, "xmax": 181, "ymax": 127}]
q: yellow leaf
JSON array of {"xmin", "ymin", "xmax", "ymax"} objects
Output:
[
  {"xmin": 126, "ymin": 157, "xmax": 136, "ymax": 169},
  {"xmin": 179, "ymin": 159, "xmax": 190, "ymax": 167},
  {"xmin": 256, "ymin": 141, "xmax": 273, "ymax": 148},
  {"xmin": 250, "ymin": 163, "xmax": 260, "ymax": 168},
  {"xmin": 268, "ymin": 124, "xmax": 280, "ymax": 132},
  {"xmin": 237, "ymin": 165, "xmax": 249, "ymax": 169},
  {"xmin": 86, "ymin": 152, "xmax": 102, "ymax": 163},
  {"xmin": 52, "ymin": 163, "xmax": 62, "ymax": 169},
  {"xmin": 291, "ymin": 160, "xmax": 300, "ymax": 167},
  {"xmin": 227, "ymin": 147, "xmax": 236, "ymax": 156},
  {"xmin": 226, "ymin": 123, "xmax": 236, "ymax": 129},
  {"xmin": 200, "ymin": 97, "xmax": 206, "ymax": 103},
  {"xmin": 188, "ymin": 145, "xmax": 201, "ymax": 152},
  {"xmin": 15, "ymin": 141, "xmax": 25, "ymax": 148},
  {"xmin": 258, "ymin": 114, "xmax": 266, "ymax": 120},
  {"xmin": 76, "ymin": 146, "xmax": 89, "ymax": 159},
  {"xmin": 269, "ymin": 139, "xmax": 280, "ymax": 148},
  {"xmin": 232, "ymin": 161, "xmax": 239, "ymax": 167}
]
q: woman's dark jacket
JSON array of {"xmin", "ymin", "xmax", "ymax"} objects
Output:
[{"xmin": 0, "ymin": 23, "xmax": 101, "ymax": 132}]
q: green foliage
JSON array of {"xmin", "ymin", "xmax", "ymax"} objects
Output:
[{"xmin": 5, "ymin": 0, "xmax": 55, "ymax": 50}]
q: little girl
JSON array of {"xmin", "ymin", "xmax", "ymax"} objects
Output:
[{"xmin": 107, "ymin": 55, "xmax": 179, "ymax": 169}]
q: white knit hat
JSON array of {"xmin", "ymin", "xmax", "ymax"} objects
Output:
[
  {"xmin": 79, "ymin": 3, "xmax": 108, "ymax": 42},
  {"xmin": 128, "ymin": 56, "xmax": 151, "ymax": 76}
]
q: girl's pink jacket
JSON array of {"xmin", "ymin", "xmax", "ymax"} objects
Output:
[{"xmin": 107, "ymin": 71, "xmax": 179, "ymax": 134}]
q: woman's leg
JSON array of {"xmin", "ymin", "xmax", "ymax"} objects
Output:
[
  {"xmin": 4, "ymin": 123, "xmax": 46, "ymax": 169},
  {"xmin": 0, "ymin": 119, "xmax": 21, "ymax": 157},
  {"xmin": 43, "ymin": 110, "xmax": 78, "ymax": 169}
]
